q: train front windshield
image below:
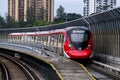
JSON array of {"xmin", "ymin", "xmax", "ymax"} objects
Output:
[
  {"xmin": 71, "ymin": 33, "xmax": 88, "ymax": 42},
  {"xmin": 67, "ymin": 28, "xmax": 90, "ymax": 50}
]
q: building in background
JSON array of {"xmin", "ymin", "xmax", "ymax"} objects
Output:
[
  {"xmin": 83, "ymin": 0, "xmax": 116, "ymax": 17},
  {"xmin": 95, "ymin": 0, "xmax": 116, "ymax": 13},
  {"xmin": 8, "ymin": 0, "xmax": 54, "ymax": 22},
  {"xmin": 83, "ymin": 0, "xmax": 94, "ymax": 17}
]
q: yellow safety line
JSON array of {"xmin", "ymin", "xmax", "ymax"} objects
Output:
[
  {"xmin": 50, "ymin": 64, "xmax": 64, "ymax": 80},
  {"xmin": 80, "ymin": 64, "xmax": 96, "ymax": 80},
  {"xmin": 71, "ymin": 60, "xmax": 96, "ymax": 80}
]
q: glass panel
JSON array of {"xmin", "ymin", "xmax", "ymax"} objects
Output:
[{"xmin": 70, "ymin": 33, "xmax": 88, "ymax": 42}]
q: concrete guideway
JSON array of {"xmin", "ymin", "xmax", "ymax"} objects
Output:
[
  {"xmin": 0, "ymin": 42, "xmax": 95, "ymax": 80},
  {"xmin": 52, "ymin": 58, "xmax": 95, "ymax": 80}
]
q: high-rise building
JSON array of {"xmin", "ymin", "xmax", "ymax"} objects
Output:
[
  {"xmin": 83, "ymin": 0, "xmax": 94, "ymax": 17},
  {"xmin": 95, "ymin": 0, "xmax": 116, "ymax": 13},
  {"xmin": 8, "ymin": 0, "xmax": 54, "ymax": 22},
  {"xmin": 83, "ymin": 0, "xmax": 116, "ymax": 17}
]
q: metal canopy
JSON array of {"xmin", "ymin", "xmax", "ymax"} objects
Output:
[{"xmin": 0, "ymin": 7, "xmax": 120, "ymax": 33}]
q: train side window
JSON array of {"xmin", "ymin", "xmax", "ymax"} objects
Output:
[
  {"xmin": 16, "ymin": 36, "xmax": 18, "ymax": 41},
  {"xmin": 64, "ymin": 35, "xmax": 66, "ymax": 42},
  {"xmin": 41, "ymin": 36, "xmax": 43, "ymax": 43},
  {"xmin": 57, "ymin": 35, "xmax": 60, "ymax": 44},
  {"xmin": 48, "ymin": 36, "xmax": 50, "ymax": 45},
  {"xmin": 61, "ymin": 34, "xmax": 64, "ymax": 43}
]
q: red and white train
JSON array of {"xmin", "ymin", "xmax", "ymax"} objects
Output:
[{"xmin": 8, "ymin": 26, "xmax": 93, "ymax": 59}]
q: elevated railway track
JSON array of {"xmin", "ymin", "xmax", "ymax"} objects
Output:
[
  {"xmin": 0, "ymin": 42, "xmax": 95, "ymax": 80},
  {"xmin": 0, "ymin": 53, "xmax": 41, "ymax": 80},
  {"xmin": 0, "ymin": 43, "xmax": 120, "ymax": 80},
  {"xmin": 0, "ymin": 42, "xmax": 120, "ymax": 80}
]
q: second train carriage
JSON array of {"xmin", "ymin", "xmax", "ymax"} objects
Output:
[{"xmin": 8, "ymin": 26, "xmax": 93, "ymax": 59}]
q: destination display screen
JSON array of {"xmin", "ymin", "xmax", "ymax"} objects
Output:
[{"xmin": 72, "ymin": 30, "xmax": 85, "ymax": 34}]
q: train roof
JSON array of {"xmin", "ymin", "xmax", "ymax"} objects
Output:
[
  {"xmin": 9, "ymin": 26, "xmax": 88, "ymax": 36},
  {"xmin": 9, "ymin": 32, "xmax": 37, "ymax": 36},
  {"xmin": 9, "ymin": 33, "xmax": 24, "ymax": 36},
  {"xmin": 49, "ymin": 26, "xmax": 88, "ymax": 32},
  {"xmin": 65, "ymin": 26, "xmax": 88, "ymax": 31}
]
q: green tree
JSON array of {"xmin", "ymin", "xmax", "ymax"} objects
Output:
[
  {"xmin": 33, "ymin": 20, "xmax": 47, "ymax": 26},
  {"xmin": 18, "ymin": 21, "xmax": 27, "ymax": 28},
  {"xmin": 25, "ymin": 6, "xmax": 47, "ymax": 27},
  {"xmin": 5, "ymin": 15, "xmax": 18, "ymax": 28},
  {"xmin": 56, "ymin": 5, "xmax": 66, "ymax": 20},
  {"xmin": 38, "ymin": 6, "xmax": 46, "ymax": 21},
  {"xmin": 0, "ymin": 15, "xmax": 6, "ymax": 28},
  {"xmin": 26, "ymin": 7, "xmax": 35, "ymax": 24},
  {"xmin": 66, "ymin": 13, "xmax": 82, "ymax": 21},
  {"xmin": 54, "ymin": 5, "xmax": 82, "ymax": 23}
]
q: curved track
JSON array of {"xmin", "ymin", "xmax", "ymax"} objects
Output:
[
  {"xmin": 0, "ymin": 62, "xmax": 9, "ymax": 80},
  {"xmin": 0, "ymin": 53, "xmax": 40, "ymax": 80},
  {"xmin": 0, "ymin": 44, "xmax": 96, "ymax": 80}
]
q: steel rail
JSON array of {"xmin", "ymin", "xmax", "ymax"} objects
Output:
[
  {"xmin": 93, "ymin": 60, "xmax": 120, "ymax": 72},
  {"xmin": 0, "ymin": 53, "xmax": 36, "ymax": 80},
  {"xmin": 0, "ymin": 62, "xmax": 10, "ymax": 80},
  {"xmin": 90, "ymin": 60, "xmax": 120, "ymax": 80}
]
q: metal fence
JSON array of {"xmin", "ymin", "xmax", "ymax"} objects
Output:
[{"xmin": 0, "ymin": 7, "xmax": 120, "ymax": 63}]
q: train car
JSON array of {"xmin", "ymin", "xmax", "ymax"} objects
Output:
[
  {"xmin": 63, "ymin": 27, "xmax": 93, "ymax": 59},
  {"xmin": 8, "ymin": 26, "xmax": 93, "ymax": 60}
]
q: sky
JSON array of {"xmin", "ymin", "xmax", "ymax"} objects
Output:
[
  {"xmin": 0, "ymin": 0, "xmax": 83, "ymax": 18},
  {"xmin": 0, "ymin": 0, "xmax": 8, "ymax": 17}
]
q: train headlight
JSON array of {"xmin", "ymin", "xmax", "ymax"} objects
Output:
[
  {"xmin": 68, "ymin": 44, "xmax": 74, "ymax": 49},
  {"xmin": 68, "ymin": 44, "xmax": 72, "ymax": 47},
  {"xmin": 87, "ymin": 44, "xmax": 91, "ymax": 49}
]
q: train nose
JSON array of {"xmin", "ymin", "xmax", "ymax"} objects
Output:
[{"xmin": 67, "ymin": 50, "xmax": 92, "ymax": 59}]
